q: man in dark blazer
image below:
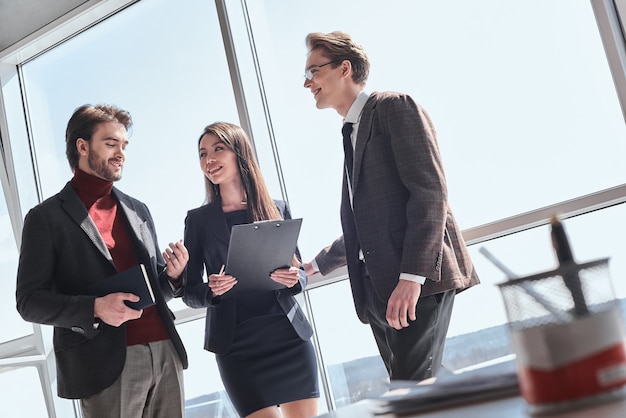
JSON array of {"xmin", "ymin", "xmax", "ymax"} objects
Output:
[
  {"xmin": 302, "ymin": 32, "xmax": 480, "ymax": 382},
  {"xmin": 16, "ymin": 104, "xmax": 189, "ymax": 417}
]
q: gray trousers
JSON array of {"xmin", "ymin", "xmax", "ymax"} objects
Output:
[{"xmin": 80, "ymin": 339, "xmax": 184, "ymax": 418}]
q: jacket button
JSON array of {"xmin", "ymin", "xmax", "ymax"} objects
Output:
[{"xmin": 71, "ymin": 326, "xmax": 85, "ymax": 334}]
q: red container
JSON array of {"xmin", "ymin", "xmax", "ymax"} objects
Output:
[{"xmin": 514, "ymin": 308, "xmax": 626, "ymax": 406}]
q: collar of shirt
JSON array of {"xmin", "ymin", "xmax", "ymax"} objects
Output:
[{"xmin": 343, "ymin": 90, "xmax": 370, "ymax": 148}]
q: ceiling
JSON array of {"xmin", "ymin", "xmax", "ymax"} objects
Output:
[{"xmin": 0, "ymin": 0, "xmax": 88, "ymax": 54}]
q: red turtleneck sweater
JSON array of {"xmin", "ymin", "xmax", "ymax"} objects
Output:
[{"xmin": 71, "ymin": 168, "xmax": 169, "ymax": 346}]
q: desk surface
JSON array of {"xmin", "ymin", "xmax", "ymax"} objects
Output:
[
  {"xmin": 317, "ymin": 356, "xmax": 626, "ymax": 417},
  {"xmin": 317, "ymin": 396, "xmax": 626, "ymax": 418}
]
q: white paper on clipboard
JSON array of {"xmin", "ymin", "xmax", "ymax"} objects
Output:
[{"xmin": 225, "ymin": 218, "xmax": 302, "ymax": 295}]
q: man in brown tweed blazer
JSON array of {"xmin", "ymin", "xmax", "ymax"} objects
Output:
[{"xmin": 302, "ymin": 31, "xmax": 480, "ymax": 382}]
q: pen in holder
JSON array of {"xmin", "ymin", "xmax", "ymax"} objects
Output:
[
  {"xmin": 549, "ymin": 215, "xmax": 589, "ymax": 317},
  {"xmin": 494, "ymin": 216, "xmax": 626, "ymax": 415}
]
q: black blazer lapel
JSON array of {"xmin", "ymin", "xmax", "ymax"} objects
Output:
[{"xmin": 59, "ymin": 183, "xmax": 114, "ymax": 265}]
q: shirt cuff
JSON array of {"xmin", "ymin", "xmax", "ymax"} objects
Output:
[
  {"xmin": 400, "ymin": 273, "xmax": 426, "ymax": 285},
  {"xmin": 310, "ymin": 258, "xmax": 320, "ymax": 274}
]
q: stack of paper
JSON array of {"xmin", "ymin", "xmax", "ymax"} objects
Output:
[{"xmin": 377, "ymin": 358, "xmax": 520, "ymax": 415}]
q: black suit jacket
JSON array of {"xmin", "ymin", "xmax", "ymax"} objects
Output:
[
  {"xmin": 315, "ymin": 91, "xmax": 480, "ymax": 323},
  {"xmin": 182, "ymin": 200, "xmax": 312, "ymax": 354},
  {"xmin": 16, "ymin": 182, "xmax": 188, "ymax": 399}
]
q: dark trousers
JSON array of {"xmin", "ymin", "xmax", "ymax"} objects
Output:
[{"xmin": 363, "ymin": 273, "xmax": 455, "ymax": 381}]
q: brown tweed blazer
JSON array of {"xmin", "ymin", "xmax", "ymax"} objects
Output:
[{"xmin": 315, "ymin": 91, "xmax": 480, "ymax": 324}]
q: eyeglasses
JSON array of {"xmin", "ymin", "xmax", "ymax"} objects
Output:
[{"xmin": 304, "ymin": 61, "xmax": 336, "ymax": 81}]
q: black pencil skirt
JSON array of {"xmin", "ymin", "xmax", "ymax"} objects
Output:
[{"xmin": 216, "ymin": 313, "xmax": 319, "ymax": 416}]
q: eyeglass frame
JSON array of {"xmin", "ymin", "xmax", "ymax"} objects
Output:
[{"xmin": 304, "ymin": 61, "xmax": 338, "ymax": 81}]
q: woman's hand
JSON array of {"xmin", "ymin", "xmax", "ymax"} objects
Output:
[
  {"xmin": 208, "ymin": 266, "xmax": 237, "ymax": 296},
  {"xmin": 270, "ymin": 266, "xmax": 300, "ymax": 288}
]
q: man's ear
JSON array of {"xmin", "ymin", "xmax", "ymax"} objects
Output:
[
  {"xmin": 76, "ymin": 138, "xmax": 89, "ymax": 156},
  {"xmin": 341, "ymin": 59, "xmax": 352, "ymax": 77}
]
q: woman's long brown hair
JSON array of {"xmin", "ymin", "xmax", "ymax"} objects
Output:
[{"xmin": 199, "ymin": 121, "xmax": 281, "ymax": 222}]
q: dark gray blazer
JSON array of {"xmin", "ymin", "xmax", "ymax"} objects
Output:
[
  {"xmin": 182, "ymin": 200, "xmax": 312, "ymax": 355},
  {"xmin": 315, "ymin": 91, "xmax": 480, "ymax": 323},
  {"xmin": 16, "ymin": 182, "xmax": 188, "ymax": 399}
]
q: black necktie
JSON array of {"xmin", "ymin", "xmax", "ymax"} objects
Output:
[{"xmin": 342, "ymin": 122, "xmax": 354, "ymax": 182}]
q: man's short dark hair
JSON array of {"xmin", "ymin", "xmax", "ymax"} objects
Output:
[{"xmin": 65, "ymin": 104, "xmax": 133, "ymax": 169}]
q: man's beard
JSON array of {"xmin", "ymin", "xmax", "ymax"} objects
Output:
[{"xmin": 88, "ymin": 153, "xmax": 122, "ymax": 182}]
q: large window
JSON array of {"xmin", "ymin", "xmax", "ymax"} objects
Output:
[
  {"xmin": 0, "ymin": 183, "xmax": 27, "ymax": 341},
  {"xmin": 239, "ymin": 0, "xmax": 626, "ymax": 254},
  {"xmin": 21, "ymin": 0, "xmax": 238, "ymax": 246}
]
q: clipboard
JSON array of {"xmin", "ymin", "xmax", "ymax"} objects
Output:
[{"xmin": 225, "ymin": 218, "xmax": 302, "ymax": 296}]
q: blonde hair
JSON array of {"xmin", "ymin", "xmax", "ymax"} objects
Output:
[{"xmin": 305, "ymin": 31, "xmax": 370, "ymax": 85}]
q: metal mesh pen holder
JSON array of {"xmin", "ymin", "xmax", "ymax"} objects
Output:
[{"xmin": 498, "ymin": 258, "xmax": 617, "ymax": 332}]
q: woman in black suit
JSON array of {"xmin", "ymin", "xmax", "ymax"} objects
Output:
[{"xmin": 182, "ymin": 122, "xmax": 319, "ymax": 418}]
